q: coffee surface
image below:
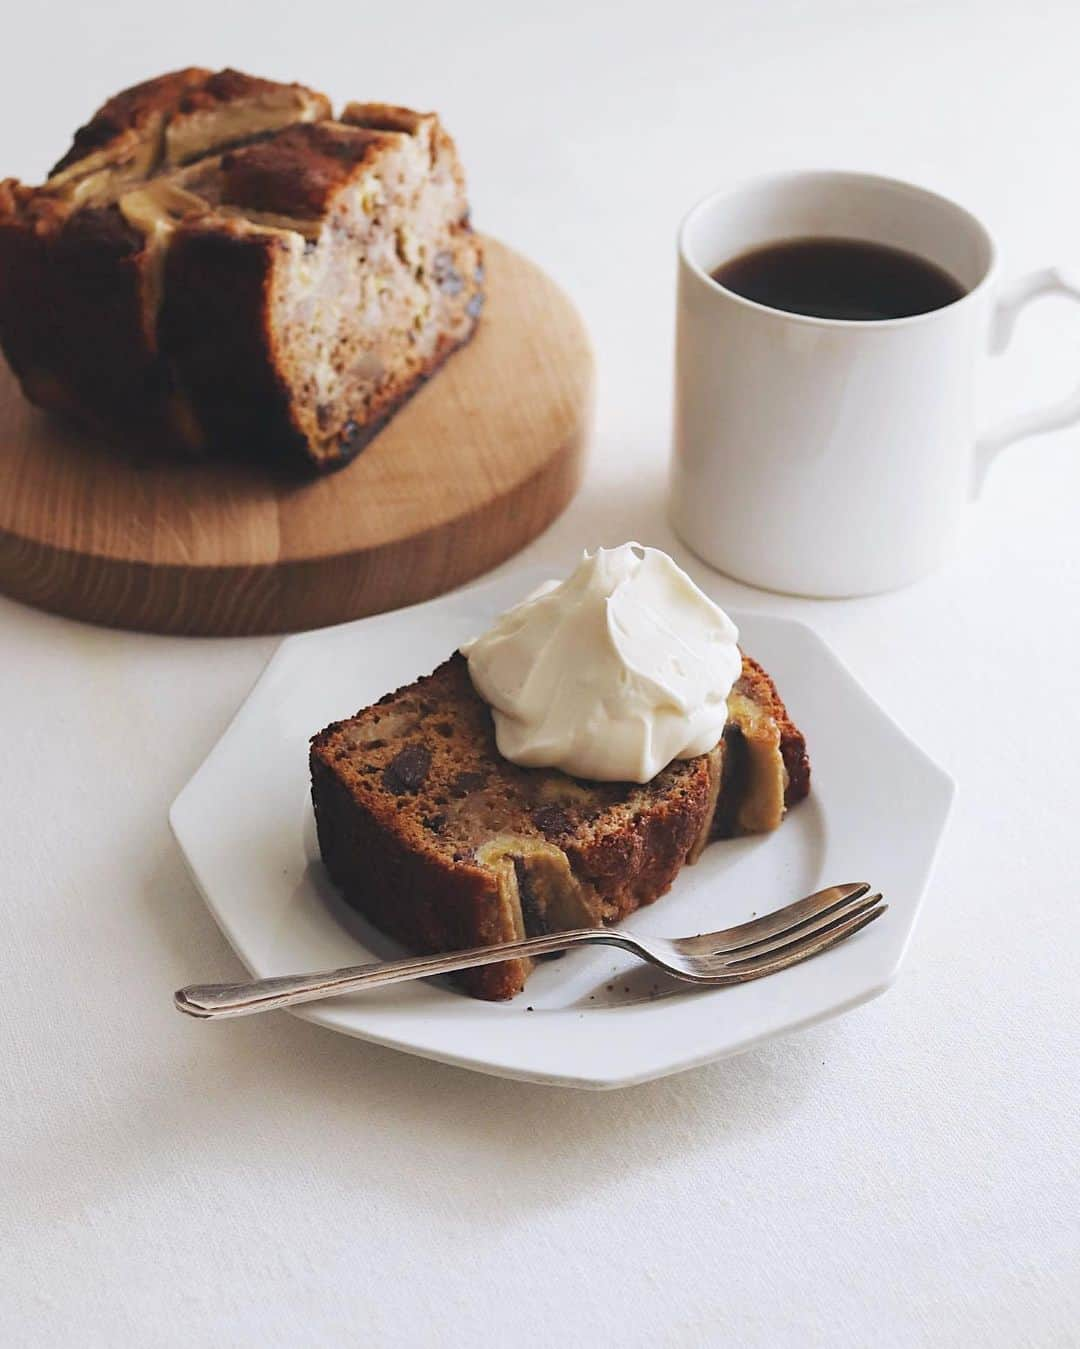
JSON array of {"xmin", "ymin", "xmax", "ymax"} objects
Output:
[{"xmin": 711, "ymin": 237, "xmax": 966, "ymax": 321}]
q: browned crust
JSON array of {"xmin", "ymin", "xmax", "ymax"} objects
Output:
[
  {"xmin": 220, "ymin": 122, "xmax": 392, "ymax": 217},
  {"xmin": 49, "ymin": 68, "xmax": 332, "ymax": 178},
  {"xmin": 342, "ymin": 103, "xmax": 434, "ymax": 133},
  {"xmin": 50, "ymin": 68, "xmax": 211, "ymax": 175},
  {"xmin": 0, "ymin": 205, "xmax": 167, "ymax": 440},
  {"xmin": 738, "ymin": 654, "xmax": 811, "ymax": 804},
  {"xmin": 175, "ymin": 68, "xmax": 329, "ymax": 120}
]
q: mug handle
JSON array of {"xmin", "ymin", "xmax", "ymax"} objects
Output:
[{"xmin": 973, "ymin": 267, "xmax": 1080, "ymax": 496}]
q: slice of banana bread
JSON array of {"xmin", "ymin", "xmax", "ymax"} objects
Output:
[
  {"xmin": 310, "ymin": 652, "xmax": 809, "ymax": 1001},
  {"xmin": 0, "ymin": 69, "xmax": 482, "ymax": 473}
]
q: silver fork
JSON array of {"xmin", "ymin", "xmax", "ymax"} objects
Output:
[{"xmin": 174, "ymin": 882, "xmax": 885, "ymax": 1019}]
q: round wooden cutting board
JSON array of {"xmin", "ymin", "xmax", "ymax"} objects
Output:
[{"xmin": 0, "ymin": 238, "xmax": 591, "ymax": 636}]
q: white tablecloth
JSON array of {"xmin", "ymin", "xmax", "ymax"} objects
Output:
[{"xmin": 4, "ymin": 3, "xmax": 1078, "ymax": 1344}]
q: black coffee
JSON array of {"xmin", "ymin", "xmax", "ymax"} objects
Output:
[{"xmin": 711, "ymin": 237, "xmax": 965, "ymax": 321}]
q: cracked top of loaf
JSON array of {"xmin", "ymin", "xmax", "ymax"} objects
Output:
[
  {"xmin": 6, "ymin": 69, "xmax": 435, "ymax": 231},
  {"xmin": 49, "ymin": 68, "xmax": 331, "ymax": 180}
]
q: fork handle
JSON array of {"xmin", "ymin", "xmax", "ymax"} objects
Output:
[{"xmin": 174, "ymin": 928, "xmax": 632, "ymax": 1019}]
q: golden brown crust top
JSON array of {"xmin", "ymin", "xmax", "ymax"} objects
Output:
[
  {"xmin": 0, "ymin": 68, "xmax": 340, "ymax": 237},
  {"xmin": 219, "ymin": 122, "xmax": 392, "ymax": 217},
  {"xmin": 44, "ymin": 67, "xmax": 332, "ymax": 188},
  {"xmin": 50, "ymin": 67, "xmax": 211, "ymax": 176},
  {"xmin": 163, "ymin": 70, "xmax": 332, "ymax": 168},
  {"xmin": 12, "ymin": 74, "xmax": 435, "ymax": 233},
  {"xmin": 175, "ymin": 68, "xmax": 317, "ymax": 116},
  {"xmin": 341, "ymin": 103, "xmax": 434, "ymax": 134}
]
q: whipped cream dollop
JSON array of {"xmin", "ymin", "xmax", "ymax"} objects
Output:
[{"xmin": 460, "ymin": 543, "xmax": 741, "ymax": 783}]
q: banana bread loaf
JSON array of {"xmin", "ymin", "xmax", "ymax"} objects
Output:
[{"xmin": 0, "ymin": 68, "xmax": 483, "ymax": 473}]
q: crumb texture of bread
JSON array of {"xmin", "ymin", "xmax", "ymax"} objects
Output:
[
  {"xmin": 0, "ymin": 68, "xmax": 483, "ymax": 473},
  {"xmin": 310, "ymin": 651, "xmax": 810, "ymax": 1001}
]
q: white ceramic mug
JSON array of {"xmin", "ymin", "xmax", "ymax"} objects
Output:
[{"xmin": 670, "ymin": 170, "xmax": 1080, "ymax": 597}]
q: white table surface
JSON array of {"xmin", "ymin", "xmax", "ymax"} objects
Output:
[{"xmin": 3, "ymin": 3, "xmax": 1079, "ymax": 1345}]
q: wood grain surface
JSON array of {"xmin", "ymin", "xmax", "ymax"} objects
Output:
[{"xmin": 0, "ymin": 237, "xmax": 592, "ymax": 636}]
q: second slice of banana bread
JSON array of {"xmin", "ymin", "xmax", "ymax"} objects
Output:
[{"xmin": 310, "ymin": 652, "xmax": 809, "ymax": 1000}]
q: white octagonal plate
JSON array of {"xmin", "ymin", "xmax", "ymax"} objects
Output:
[{"xmin": 170, "ymin": 568, "xmax": 954, "ymax": 1089}]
